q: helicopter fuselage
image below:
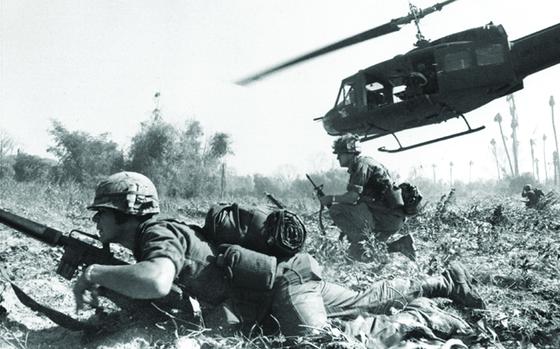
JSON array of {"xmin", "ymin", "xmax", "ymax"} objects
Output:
[{"xmin": 322, "ymin": 23, "xmax": 560, "ymax": 139}]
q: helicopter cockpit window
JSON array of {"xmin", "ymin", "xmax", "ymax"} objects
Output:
[
  {"xmin": 337, "ymin": 83, "xmax": 356, "ymax": 106},
  {"xmin": 475, "ymin": 44, "xmax": 504, "ymax": 66},
  {"xmin": 443, "ymin": 50, "xmax": 472, "ymax": 72}
]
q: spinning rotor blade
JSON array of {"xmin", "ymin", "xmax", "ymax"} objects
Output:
[{"xmin": 236, "ymin": 0, "xmax": 458, "ymax": 85}]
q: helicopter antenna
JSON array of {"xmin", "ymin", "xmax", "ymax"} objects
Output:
[{"xmin": 409, "ymin": 1, "xmax": 428, "ymax": 46}]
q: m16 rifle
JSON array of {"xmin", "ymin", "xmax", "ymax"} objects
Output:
[
  {"xmin": 0, "ymin": 207, "xmax": 192, "ymax": 332},
  {"xmin": 305, "ymin": 174, "xmax": 327, "ymax": 234}
]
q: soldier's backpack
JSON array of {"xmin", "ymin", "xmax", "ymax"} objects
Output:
[
  {"xmin": 202, "ymin": 203, "xmax": 306, "ymax": 257},
  {"xmin": 398, "ymin": 182, "xmax": 423, "ymax": 216}
]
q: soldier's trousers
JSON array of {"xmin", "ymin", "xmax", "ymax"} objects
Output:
[
  {"xmin": 343, "ymin": 297, "xmax": 473, "ymax": 344},
  {"xmin": 270, "ymin": 273, "xmax": 423, "ymax": 336},
  {"xmin": 328, "ymin": 202, "xmax": 405, "ymax": 258}
]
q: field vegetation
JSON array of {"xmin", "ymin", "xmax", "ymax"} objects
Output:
[
  {"xmin": 0, "ymin": 175, "xmax": 559, "ymax": 349},
  {"xmin": 0, "ymin": 115, "xmax": 559, "ymax": 348}
]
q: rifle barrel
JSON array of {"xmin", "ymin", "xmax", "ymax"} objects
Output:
[{"xmin": 0, "ymin": 208, "xmax": 63, "ymax": 246}]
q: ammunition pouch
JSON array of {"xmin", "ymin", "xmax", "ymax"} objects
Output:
[{"xmin": 216, "ymin": 244, "xmax": 277, "ymax": 291}]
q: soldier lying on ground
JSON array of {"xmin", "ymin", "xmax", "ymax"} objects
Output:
[
  {"xmin": 73, "ymin": 171, "xmax": 485, "ymax": 343},
  {"xmin": 318, "ymin": 134, "xmax": 420, "ymax": 261}
]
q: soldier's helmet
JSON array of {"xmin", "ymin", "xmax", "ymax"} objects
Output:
[
  {"xmin": 87, "ymin": 171, "xmax": 160, "ymax": 216},
  {"xmin": 523, "ymin": 184, "xmax": 532, "ymax": 192},
  {"xmin": 264, "ymin": 210, "xmax": 307, "ymax": 256},
  {"xmin": 332, "ymin": 133, "xmax": 361, "ymax": 154}
]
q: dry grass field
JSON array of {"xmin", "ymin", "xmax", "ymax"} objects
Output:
[{"xmin": 0, "ymin": 179, "xmax": 559, "ymax": 348}]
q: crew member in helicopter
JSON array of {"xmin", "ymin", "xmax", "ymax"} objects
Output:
[{"xmin": 318, "ymin": 134, "xmax": 421, "ymax": 261}]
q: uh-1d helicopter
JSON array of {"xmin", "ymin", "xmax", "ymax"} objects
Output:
[{"xmin": 237, "ymin": 0, "xmax": 560, "ymax": 153}]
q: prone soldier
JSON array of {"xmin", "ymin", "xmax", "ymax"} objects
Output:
[{"xmin": 73, "ymin": 171, "xmax": 483, "ymax": 341}]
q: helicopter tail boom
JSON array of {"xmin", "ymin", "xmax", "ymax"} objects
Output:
[{"xmin": 510, "ymin": 23, "xmax": 560, "ymax": 79}]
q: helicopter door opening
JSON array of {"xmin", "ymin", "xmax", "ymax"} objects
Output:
[
  {"xmin": 365, "ymin": 82, "xmax": 390, "ymax": 108},
  {"xmin": 364, "ymin": 73, "xmax": 394, "ymax": 108}
]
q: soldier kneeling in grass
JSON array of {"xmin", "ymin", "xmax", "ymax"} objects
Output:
[
  {"xmin": 73, "ymin": 171, "xmax": 484, "ymax": 344},
  {"xmin": 317, "ymin": 134, "xmax": 421, "ymax": 261}
]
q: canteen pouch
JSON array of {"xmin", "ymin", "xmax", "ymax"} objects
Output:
[{"xmin": 217, "ymin": 244, "xmax": 277, "ymax": 291}]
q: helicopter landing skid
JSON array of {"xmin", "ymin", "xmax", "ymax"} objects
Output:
[{"xmin": 378, "ymin": 115, "xmax": 485, "ymax": 153}]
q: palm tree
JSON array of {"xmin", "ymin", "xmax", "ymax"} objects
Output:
[
  {"xmin": 543, "ymin": 134, "xmax": 548, "ymax": 183},
  {"xmin": 490, "ymin": 139, "xmax": 500, "ymax": 180},
  {"xmin": 494, "ymin": 113, "xmax": 514, "ymax": 176},
  {"xmin": 449, "ymin": 161, "xmax": 454, "ymax": 187}
]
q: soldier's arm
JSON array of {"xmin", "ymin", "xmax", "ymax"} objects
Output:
[
  {"xmin": 320, "ymin": 191, "xmax": 360, "ymax": 207},
  {"xmin": 74, "ymin": 257, "xmax": 176, "ymax": 310}
]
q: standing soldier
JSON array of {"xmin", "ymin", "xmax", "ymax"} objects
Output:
[{"xmin": 318, "ymin": 134, "xmax": 417, "ymax": 260}]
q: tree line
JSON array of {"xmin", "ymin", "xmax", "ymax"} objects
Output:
[
  {"xmin": 0, "ymin": 110, "xmax": 351, "ymax": 200},
  {"xmin": 0, "ymin": 111, "xmax": 236, "ymax": 198}
]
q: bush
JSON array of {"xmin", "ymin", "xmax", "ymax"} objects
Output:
[
  {"xmin": 13, "ymin": 152, "xmax": 54, "ymax": 182},
  {"xmin": 0, "ymin": 156, "xmax": 15, "ymax": 179}
]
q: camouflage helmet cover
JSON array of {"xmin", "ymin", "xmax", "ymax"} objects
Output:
[
  {"xmin": 87, "ymin": 171, "xmax": 160, "ymax": 216},
  {"xmin": 332, "ymin": 133, "xmax": 361, "ymax": 154}
]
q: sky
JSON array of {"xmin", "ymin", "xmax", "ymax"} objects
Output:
[{"xmin": 1, "ymin": 0, "xmax": 560, "ymax": 183}]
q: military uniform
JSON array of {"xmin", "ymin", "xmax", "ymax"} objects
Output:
[
  {"xmin": 81, "ymin": 172, "xmax": 481, "ymax": 341},
  {"xmin": 329, "ymin": 155, "xmax": 406, "ymax": 256},
  {"xmin": 521, "ymin": 185, "xmax": 545, "ymax": 208},
  {"xmin": 131, "ymin": 214, "xmax": 482, "ymax": 339}
]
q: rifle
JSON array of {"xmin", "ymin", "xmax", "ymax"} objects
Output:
[
  {"xmin": 305, "ymin": 174, "xmax": 326, "ymax": 234},
  {"xmin": 264, "ymin": 192, "xmax": 286, "ymax": 209},
  {"xmin": 0, "ymin": 208, "xmax": 193, "ymax": 332}
]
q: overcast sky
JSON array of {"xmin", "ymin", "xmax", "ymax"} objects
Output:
[{"xmin": 1, "ymin": 0, "xmax": 559, "ymax": 183}]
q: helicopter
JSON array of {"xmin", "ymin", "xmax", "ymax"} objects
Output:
[{"xmin": 237, "ymin": 0, "xmax": 560, "ymax": 153}]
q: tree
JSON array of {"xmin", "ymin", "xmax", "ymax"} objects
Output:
[
  {"xmin": 128, "ymin": 114, "xmax": 233, "ymax": 197},
  {"xmin": 0, "ymin": 129, "xmax": 15, "ymax": 179},
  {"xmin": 13, "ymin": 152, "xmax": 54, "ymax": 182},
  {"xmin": 206, "ymin": 132, "xmax": 232, "ymax": 161},
  {"xmin": 128, "ymin": 115, "xmax": 178, "ymax": 180},
  {"xmin": 48, "ymin": 120, "xmax": 124, "ymax": 184}
]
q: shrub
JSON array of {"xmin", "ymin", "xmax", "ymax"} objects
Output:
[{"xmin": 13, "ymin": 152, "xmax": 54, "ymax": 182}]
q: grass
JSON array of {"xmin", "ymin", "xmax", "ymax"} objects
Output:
[{"xmin": 0, "ymin": 179, "xmax": 559, "ymax": 348}]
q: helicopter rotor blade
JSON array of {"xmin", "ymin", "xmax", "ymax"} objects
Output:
[{"xmin": 236, "ymin": 0, "xmax": 458, "ymax": 85}]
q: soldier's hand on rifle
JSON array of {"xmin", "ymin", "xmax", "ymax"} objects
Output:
[
  {"xmin": 73, "ymin": 265, "xmax": 100, "ymax": 312},
  {"xmin": 319, "ymin": 195, "xmax": 335, "ymax": 208}
]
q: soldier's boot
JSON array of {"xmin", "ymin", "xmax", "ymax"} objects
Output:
[
  {"xmin": 386, "ymin": 234, "xmax": 416, "ymax": 261},
  {"xmin": 421, "ymin": 262, "xmax": 486, "ymax": 309}
]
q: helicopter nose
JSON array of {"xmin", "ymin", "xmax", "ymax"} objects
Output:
[{"xmin": 322, "ymin": 109, "xmax": 341, "ymax": 135}]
